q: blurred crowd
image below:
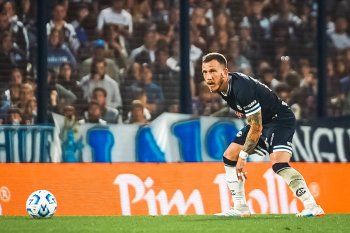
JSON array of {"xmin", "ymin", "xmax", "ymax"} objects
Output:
[{"xmin": 0, "ymin": 0, "xmax": 350, "ymax": 126}]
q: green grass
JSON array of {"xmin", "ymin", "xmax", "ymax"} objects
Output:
[{"xmin": 0, "ymin": 215, "xmax": 349, "ymax": 233}]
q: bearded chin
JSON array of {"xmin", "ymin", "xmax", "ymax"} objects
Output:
[{"xmin": 216, "ymin": 76, "xmax": 224, "ymax": 92}]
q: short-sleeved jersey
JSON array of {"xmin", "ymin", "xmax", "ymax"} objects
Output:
[{"xmin": 219, "ymin": 72, "xmax": 294, "ymax": 124}]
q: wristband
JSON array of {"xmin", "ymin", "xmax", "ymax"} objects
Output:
[{"xmin": 239, "ymin": 150, "xmax": 249, "ymax": 160}]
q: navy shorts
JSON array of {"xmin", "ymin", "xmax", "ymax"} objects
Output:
[{"xmin": 234, "ymin": 114, "xmax": 296, "ymax": 155}]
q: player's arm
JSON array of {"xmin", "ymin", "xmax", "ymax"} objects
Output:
[
  {"xmin": 236, "ymin": 109, "xmax": 262, "ymax": 180},
  {"xmin": 243, "ymin": 110, "xmax": 263, "ymax": 154}
]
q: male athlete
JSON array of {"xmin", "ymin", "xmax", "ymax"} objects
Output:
[{"xmin": 202, "ymin": 52, "xmax": 324, "ymax": 217}]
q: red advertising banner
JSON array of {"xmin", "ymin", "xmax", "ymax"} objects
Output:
[{"xmin": 0, "ymin": 163, "xmax": 349, "ymax": 216}]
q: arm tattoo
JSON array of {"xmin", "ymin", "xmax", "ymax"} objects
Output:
[{"xmin": 243, "ymin": 110, "xmax": 263, "ymax": 154}]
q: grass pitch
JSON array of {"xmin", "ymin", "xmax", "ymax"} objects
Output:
[{"xmin": 0, "ymin": 214, "xmax": 349, "ymax": 233}]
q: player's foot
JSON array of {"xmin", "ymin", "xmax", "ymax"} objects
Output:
[
  {"xmin": 296, "ymin": 205, "xmax": 325, "ymax": 217},
  {"xmin": 214, "ymin": 205, "xmax": 251, "ymax": 217}
]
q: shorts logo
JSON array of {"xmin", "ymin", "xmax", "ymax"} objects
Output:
[
  {"xmin": 230, "ymin": 190, "xmax": 236, "ymax": 196},
  {"xmin": 296, "ymin": 188, "xmax": 306, "ymax": 197},
  {"xmin": 236, "ymin": 131, "xmax": 243, "ymax": 137},
  {"xmin": 236, "ymin": 105, "xmax": 242, "ymax": 110}
]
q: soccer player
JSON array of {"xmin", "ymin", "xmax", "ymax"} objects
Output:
[{"xmin": 201, "ymin": 52, "xmax": 324, "ymax": 217}]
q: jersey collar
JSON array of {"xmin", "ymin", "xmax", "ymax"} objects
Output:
[{"xmin": 220, "ymin": 74, "xmax": 232, "ymax": 97}]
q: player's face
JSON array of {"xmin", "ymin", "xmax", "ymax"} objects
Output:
[{"xmin": 202, "ymin": 60, "xmax": 228, "ymax": 92}]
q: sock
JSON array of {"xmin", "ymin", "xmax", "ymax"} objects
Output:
[
  {"xmin": 223, "ymin": 156, "xmax": 247, "ymax": 207},
  {"xmin": 272, "ymin": 163, "xmax": 316, "ymax": 209}
]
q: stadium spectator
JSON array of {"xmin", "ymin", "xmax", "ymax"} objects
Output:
[
  {"xmin": 339, "ymin": 70, "xmax": 350, "ymax": 115},
  {"xmin": 47, "ymin": 28, "xmax": 77, "ymax": 71},
  {"xmin": 227, "ymin": 36, "xmax": 251, "ymax": 72},
  {"xmin": 0, "ymin": 93, "xmax": 9, "ymax": 123},
  {"xmin": 17, "ymin": 0, "xmax": 36, "ymax": 32},
  {"xmin": 22, "ymin": 97, "xmax": 36, "ymax": 124},
  {"xmin": 70, "ymin": 3, "xmax": 90, "ymax": 46},
  {"xmin": 0, "ymin": 10, "xmax": 29, "ymax": 57},
  {"xmin": 328, "ymin": 17, "xmax": 350, "ymax": 51},
  {"xmin": 78, "ymin": 39, "xmax": 122, "ymax": 83},
  {"xmin": 151, "ymin": 0, "xmax": 169, "ymax": 26},
  {"xmin": 102, "ymin": 24, "xmax": 128, "ymax": 70},
  {"xmin": 269, "ymin": 0, "xmax": 302, "ymax": 42},
  {"xmin": 57, "ymin": 62, "xmax": 83, "ymax": 100},
  {"xmin": 166, "ymin": 38, "xmax": 201, "ymax": 84},
  {"xmin": 275, "ymin": 83, "xmax": 291, "ymax": 104},
  {"xmin": 3, "ymin": 67, "xmax": 24, "ymax": 102},
  {"xmin": 213, "ymin": 11, "xmax": 235, "ymax": 38},
  {"xmin": 126, "ymin": 99, "xmax": 149, "ymax": 124},
  {"xmin": 78, "ymin": 100, "xmax": 107, "ymax": 124},
  {"xmin": 125, "ymin": 88, "xmax": 151, "ymax": 122},
  {"xmin": 47, "ymin": 2, "xmax": 80, "ymax": 53},
  {"xmin": 129, "ymin": 28, "xmax": 158, "ymax": 64},
  {"xmin": 128, "ymin": 63, "xmax": 164, "ymax": 118},
  {"xmin": 241, "ymin": 0, "xmax": 270, "ymax": 44},
  {"xmin": 16, "ymin": 81, "xmax": 33, "ymax": 111},
  {"xmin": 92, "ymin": 87, "xmax": 120, "ymax": 123},
  {"xmin": 0, "ymin": 31, "xmax": 27, "ymax": 82},
  {"xmin": 131, "ymin": 0, "xmax": 151, "ymax": 24},
  {"xmin": 153, "ymin": 49, "xmax": 179, "ymax": 109},
  {"xmin": 192, "ymin": 81, "xmax": 223, "ymax": 116},
  {"xmin": 259, "ymin": 67, "xmax": 280, "ymax": 90},
  {"xmin": 5, "ymin": 106, "xmax": 22, "ymax": 124},
  {"xmin": 8, "ymin": 83, "xmax": 20, "ymax": 106},
  {"xmin": 80, "ymin": 57, "xmax": 122, "ymax": 108},
  {"xmin": 47, "ymin": 69, "xmax": 77, "ymax": 113},
  {"xmin": 97, "ymin": 0, "xmax": 133, "ymax": 37},
  {"xmin": 59, "ymin": 105, "xmax": 79, "ymax": 141}
]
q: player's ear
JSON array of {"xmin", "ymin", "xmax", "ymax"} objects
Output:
[{"xmin": 223, "ymin": 67, "xmax": 228, "ymax": 76}]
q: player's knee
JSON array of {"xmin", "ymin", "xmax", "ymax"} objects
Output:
[
  {"xmin": 270, "ymin": 151, "xmax": 292, "ymax": 165},
  {"xmin": 223, "ymin": 150, "xmax": 238, "ymax": 161},
  {"xmin": 223, "ymin": 144, "xmax": 241, "ymax": 161}
]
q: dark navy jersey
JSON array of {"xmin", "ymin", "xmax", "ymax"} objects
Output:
[{"xmin": 218, "ymin": 72, "xmax": 294, "ymax": 124}]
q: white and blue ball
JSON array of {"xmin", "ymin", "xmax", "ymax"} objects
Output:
[{"xmin": 26, "ymin": 190, "xmax": 57, "ymax": 218}]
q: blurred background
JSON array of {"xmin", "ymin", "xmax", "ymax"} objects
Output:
[{"xmin": 0, "ymin": 0, "xmax": 349, "ymax": 163}]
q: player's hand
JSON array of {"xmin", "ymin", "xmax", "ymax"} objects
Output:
[{"xmin": 236, "ymin": 157, "xmax": 247, "ymax": 181}]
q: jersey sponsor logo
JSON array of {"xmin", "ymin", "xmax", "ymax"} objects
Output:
[{"xmin": 296, "ymin": 188, "xmax": 306, "ymax": 197}]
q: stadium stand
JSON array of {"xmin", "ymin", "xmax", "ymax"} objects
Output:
[{"xmin": 0, "ymin": 0, "xmax": 349, "ymax": 125}]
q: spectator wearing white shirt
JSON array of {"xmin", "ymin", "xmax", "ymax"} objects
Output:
[
  {"xmin": 97, "ymin": 0, "xmax": 133, "ymax": 37},
  {"xmin": 328, "ymin": 17, "xmax": 350, "ymax": 51},
  {"xmin": 47, "ymin": 2, "xmax": 80, "ymax": 54}
]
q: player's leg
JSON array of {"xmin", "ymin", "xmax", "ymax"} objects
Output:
[
  {"xmin": 215, "ymin": 126, "xmax": 251, "ymax": 216},
  {"xmin": 216, "ymin": 142, "xmax": 251, "ymax": 217},
  {"xmin": 269, "ymin": 127, "xmax": 324, "ymax": 217}
]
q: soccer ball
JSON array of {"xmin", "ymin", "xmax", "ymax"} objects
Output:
[{"xmin": 26, "ymin": 190, "xmax": 57, "ymax": 218}]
